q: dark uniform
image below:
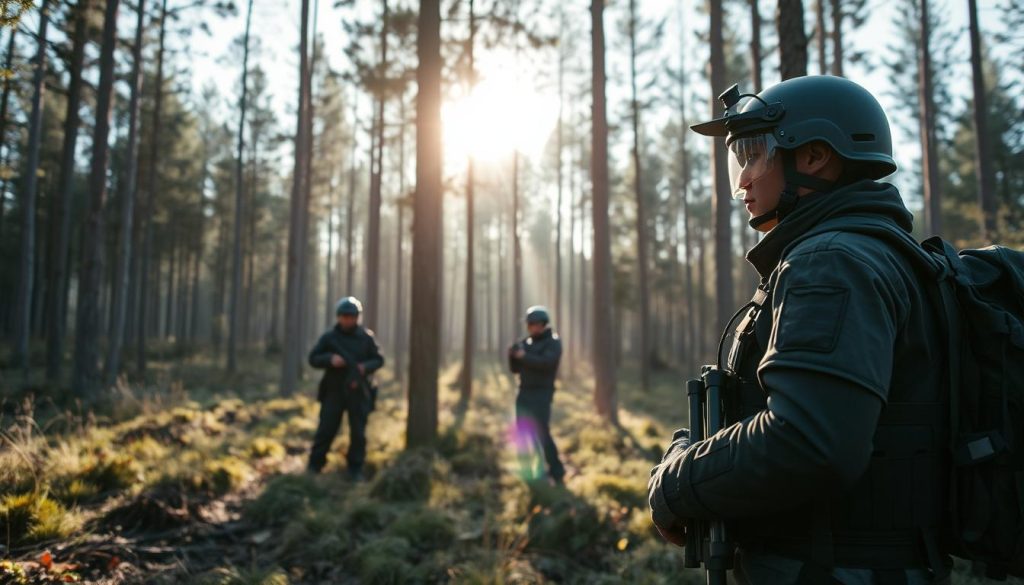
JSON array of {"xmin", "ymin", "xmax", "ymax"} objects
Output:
[
  {"xmin": 307, "ymin": 323, "xmax": 384, "ymax": 475},
  {"xmin": 649, "ymin": 77, "xmax": 951, "ymax": 584},
  {"xmin": 509, "ymin": 325, "xmax": 565, "ymax": 483}
]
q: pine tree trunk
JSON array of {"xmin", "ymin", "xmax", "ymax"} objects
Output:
[
  {"xmin": 0, "ymin": 27, "xmax": 18, "ymax": 246},
  {"xmin": 365, "ymin": 0, "xmax": 389, "ymax": 331},
  {"xmin": 279, "ymin": 0, "xmax": 312, "ymax": 395},
  {"xmin": 136, "ymin": 0, "xmax": 168, "ymax": 374},
  {"xmin": 967, "ymin": 0, "xmax": 996, "ymax": 241},
  {"xmin": 815, "ymin": 0, "xmax": 826, "ymax": 74},
  {"xmin": 46, "ymin": 0, "xmax": 88, "ymax": 382},
  {"xmin": 918, "ymin": 0, "xmax": 941, "ymax": 236},
  {"xmin": 393, "ymin": 96, "xmax": 407, "ymax": 382},
  {"xmin": 591, "ymin": 0, "xmax": 617, "ymax": 423},
  {"xmin": 751, "ymin": 0, "xmax": 763, "ymax": 92},
  {"xmin": 830, "ymin": 0, "xmax": 843, "ymax": 76},
  {"xmin": 345, "ymin": 97, "xmax": 357, "ymax": 295},
  {"xmin": 710, "ymin": 0, "xmax": 735, "ymax": 335},
  {"xmin": 777, "ymin": 0, "xmax": 808, "ymax": 79},
  {"xmin": 13, "ymin": 0, "xmax": 50, "ymax": 374},
  {"xmin": 104, "ymin": 0, "xmax": 147, "ymax": 385},
  {"xmin": 407, "ymin": 0, "xmax": 443, "ymax": 446},
  {"xmin": 72, "ymin": 0, "xmax": 119, "ymax": 398},
  {"xmin": 628, "ymin": 0, "xmax": 651, "ymax": 390},
  {"xmin": 460, "ymin": 0, "xmax": 476, "ymax": 405},
  {"xmin": 228, "ymin": 0, "xmax": 254, "ymax": 372}
]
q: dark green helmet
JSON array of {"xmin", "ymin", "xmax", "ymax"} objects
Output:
[
  {"xmin": 692, "ymin": 75, "xmax": 896, "ymax": 178},
  {"xmin": 525, "ymin": 306, "xmax": 550, "ymax": 325},
  {"xmin": 336, "ymin": 296, "xmax": 363, "ymax": 316},
  {"xmin": 691, "ymin": 75, "xmax": 896, "ymax": 229}
]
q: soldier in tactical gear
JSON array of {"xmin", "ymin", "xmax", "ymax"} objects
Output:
[
  {"xmin": 648, "ymin": 76, "xmax": 952, "ymax": 584},
  {"xmin": 307, "ymin": 296, "xmax": 384, "ymax": 480},
  {"xmin": 509, "ymin": 306, "xmax": 566, "ymax": 485}
]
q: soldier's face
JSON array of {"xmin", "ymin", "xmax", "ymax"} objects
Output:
[
  {"xmin": 338, "ymin": 314, "xmax": 359, "ymax": 330},
  {"xmin": 527, "ymin": 322, "xmax": 546, "ymax": 336},
  {"xmin": 739, "ymin": 158, "xmax": 785, "ymax": 232}
]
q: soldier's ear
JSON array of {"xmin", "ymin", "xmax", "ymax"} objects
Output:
[{"xmin": 797, "ymin": 141, "xmax": 835, "ymax": 176}]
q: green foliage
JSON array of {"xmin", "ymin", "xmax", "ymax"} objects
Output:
[
  {"xmin": 245, "ymin": 474, "xmax": 327, "ymax": 526},
  {"xmin": 198, "ymin": 566, "xmax": 290, "ymax": 585},
  {"xmin": 0, "ymin": 492, "xmax": 76, "ymax": 545},
  {"xmin": 198, "ymin": 457, "xmax": 250, "ymax": 496},
  {"xmin": 387, "ymin": 507, "xmax": 456, "ymax": 550},
  {"xmin": 370, "ymin": 448, "xmax": 441, "ymax": 502},
  {"xmin": 248, "ymin": 437, "xmax": 285, "ymax": 460},
  {"xmin": 353, "ymin": 536, "xmax": 414, "ymax": 585}
]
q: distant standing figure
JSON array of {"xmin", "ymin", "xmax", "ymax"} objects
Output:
[
  {"xmin": 508, "ymin": 306, "xmax": 565, "ymax": 485},
  {"xmin": 307, "ymin": 296, "xmax": 384, "ymax": 481}
]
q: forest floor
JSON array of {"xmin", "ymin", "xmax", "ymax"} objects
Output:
[
  {"xmin": 0, "ymin": 352, "xmax": 1016, "ymax": 584},
  {"xmin": 0, "ymin": 351, "xmax": 700, "ymax": 584}
]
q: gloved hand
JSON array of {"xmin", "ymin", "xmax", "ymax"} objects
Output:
[{"xmin": 648, "ymin": 428, "xmax": 691, "ymax": 547}]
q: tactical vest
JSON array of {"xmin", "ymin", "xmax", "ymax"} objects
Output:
[{"xmin": 721, "ymin": 274, "xmax": 950, "ymax": 576}]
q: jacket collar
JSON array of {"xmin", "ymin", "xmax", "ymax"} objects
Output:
[{"xmin": 746, "ymin": 180, "xmax": 914, "ymax": 280}]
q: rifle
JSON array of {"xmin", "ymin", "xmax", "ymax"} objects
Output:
[
  {"xmin": 683, "ymin": 365, "xmax": 734, "ymax": 585},
  {"xmin": 322, "ymin": 340, "xmax": 375, "ymax": 409}
]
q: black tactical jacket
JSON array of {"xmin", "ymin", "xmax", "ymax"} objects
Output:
[
  {"xmin": 509, "ymin": 328, "xmax": 562, "ymax": 392},
  {"xmin": 651, "ymin": 180, "xmax": 949, "ymax": 573},
  {"xmin": 308, "ymin": 325, "xmax": 384, "ymax": 399}
]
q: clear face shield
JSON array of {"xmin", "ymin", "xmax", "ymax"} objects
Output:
[{"xmin": 727, "ymin": 133, "xmax": 779, "ymax": 198}]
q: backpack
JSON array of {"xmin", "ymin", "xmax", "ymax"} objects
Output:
[{"xmin": 807, "ymin": 217, "xmax": 1024, "ymax": 579}]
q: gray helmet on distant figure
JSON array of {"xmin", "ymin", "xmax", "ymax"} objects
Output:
[
  {"xmin": 336, "ymin": 296, "xmax": 363, "ymax": 316},
  {"xmin": 691, "ymin": 75, "xmax": 896, "ymax": 229},
  {"xmin": 525, "ymin": 306, "xmax": 550, "ymax": 325}
]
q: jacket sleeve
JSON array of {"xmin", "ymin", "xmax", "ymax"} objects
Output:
[
  {"xmin": 520, "ymin": 338, "xmax": 562, "ymax": 373},
  {"xmin": 308, "ymin": 334, "xmax": 333, "ymax": 369},
  {"xmin": 650, "ymin": 247, "xmax": 898, "ymax": 521},
  {"xmin": 360, "ymin": 330, "xmax": 385, "ymax": 374}
]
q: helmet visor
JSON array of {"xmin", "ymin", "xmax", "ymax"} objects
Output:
[{"xmin": 728, "ymin": 133, "xmax": 778, "ymax": 199}]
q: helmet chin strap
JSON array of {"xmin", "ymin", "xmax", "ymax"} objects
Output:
[{"xmin": 748, "ymin": 148, "xmax": 836, "ymax": 230}]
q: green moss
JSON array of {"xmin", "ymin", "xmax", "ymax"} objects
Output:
[
  {"xmin": 248, "ymin": 437, "xmax": 285, "ymax": 460},
  {"xmin": 370, "ymin": 448, "xmax": 440, "ymax": 503},
  {"xmin": 0, "ymin": 492, "xmax": 77, "ymax": 545},
  {"xmin": 198, "ymin": 457, "xmax": 250, "ymax": 495},
  {"xmin": 387, "ymin": 508, "xmax": 456, "ymax": 550},
  {"xmin": 246, "ymin": 474, "xmax": 327, "ymax": 526},
  {"xmin": 198, "ymin": 566, "xmax": 290, "ymax": 585},
  {"xmin": 579, "ymin": 473, "xmax": 647, "ymax": 509},
  {"xmin": 354, "ymin": 536, "xmax": 414, "ymax": 585},
  {"xmin": 81, "ymin": 452, "xmax": 143, "ymax": 494},
  {"xmin": 344, "ymin": 497, "xmax": 395, "ymax": 533}
]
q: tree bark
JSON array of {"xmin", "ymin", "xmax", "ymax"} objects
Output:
[
  {"xmin": 279, "ymin": 0, "xmax": 312, "ymax": 394},
  {"xmin": 393, "ymin": 96, "xmax": 407, "ymax": 382},
  {"xmin": 0, "ymin": 26, "xmax": 18, "ymax": 244},
  {"xmin": 710, "ymin": 0, "xmax": 734, "ymax": 336},
  {"xmin": 459, "ymin": 0, "xmax": 476, "ymax": 405},
  {"xmin": 918, "ymin": 0, "xmax": 941, "ymax": 236},
  {"xmin": 814, "ymin": 0, "xmax": 826, "ymax": 74},
  {"xmin": 345, "ymin": 97, "xmax": 357, "ymax": 295},
  {"xmin": 72, "ymin": 0, "xmax": 119, "ymax": 398},
  {"xmin": 136, "ymin": 0, "xmax": 168, "ymax": 374},
  {"xmin": 591, "ymin": 0, "xmax": 617, "ymax": 423},
  {"xmin": 967, "ymin": 0, "xmax": 996, "ymax": 241},
  {"xmin": 365, "ymin": 0, "xmax": 389, "ymax": 331},
  {"xmin": 104, "ymin": 0, "xmax": 147, "ymax": 385},
  {"xmin": 628, "ymin": 0, "xmax": 651, "ymax": 390},
  {"xmin": 777, "ymin": 0, "xmax": 808, "ymax": 79},
  {"xmin": 13, "ymin": 0, "xmax": 50, "ymax": 374},
  {"xmin": 46, "ymin": 0, "xmax": 88, "ymax": 382},
  {"xmin": 228, "ymin": 0, "xmax": 254, "ymax": 372},
  {"xmin": 830, "ymin": 0, "xmax": 843, "ymax": 76},
  {"xmin": 407, "ymin": 0, "xmax": 443, "ymax": 447},
  {"xmin": 751, "ymin": 0, "xmax": 763, "ymax": 92}
]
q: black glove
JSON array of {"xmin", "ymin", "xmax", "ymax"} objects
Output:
[{"xmin": 648, "ymin": 428, "xmax": 691, "ymax": 547}]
